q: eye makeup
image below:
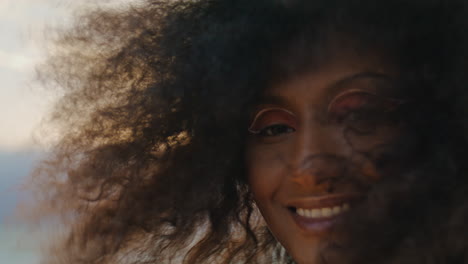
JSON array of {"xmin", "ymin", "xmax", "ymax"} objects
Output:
[
  {"xmin": 327, "ymin": 89, "xmax": 404, "ymax": 120},
  {"xmin": 248, "ymin": 107, "xmax": 298, "ymax": 134},
  {"xmin": 325, "ymin": 89, "xmax": 406, "ymax": 136}
]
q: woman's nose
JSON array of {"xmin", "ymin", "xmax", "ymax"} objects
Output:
[
  {"xmin": 288, "ymin": 124, "xmax": 348, "ymax": 190},
  {"xmin": 289, "ymin": 154, "xmax": 346, "ymax": 190}
]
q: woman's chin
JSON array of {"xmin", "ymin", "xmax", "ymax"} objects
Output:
[{"xmin": 286, "ymin": 243, "xmax": 323, "ymax": 264}]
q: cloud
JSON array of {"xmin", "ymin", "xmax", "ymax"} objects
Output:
[
  {"xmin": 0, "ymin": 0, "xmax": 63, "ymax": 151},
  {"xmin": 0, "ymin": 50, "xmax": 38, "ymax": 72},
  {"xmin": 0, "ymin": 0, "xmax": 141, "ymax": 151}
]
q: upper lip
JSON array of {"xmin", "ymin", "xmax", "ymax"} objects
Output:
[{"xmin": 285, "ymin": 193, "xmax": 365, "ymax": 209}]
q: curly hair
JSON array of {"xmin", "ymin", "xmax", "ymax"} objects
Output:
[{"xmin": 34, "ymin": 0, "xmax": 468, "ymax": 263}]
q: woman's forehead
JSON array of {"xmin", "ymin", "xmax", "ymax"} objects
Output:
[
  {"xmin": 266, "ymin": 47, "xmax": 399, "ymax": 96},
  {"xmin": 267, "ymin": 31, "xmax": 398, "ymax": 85}
]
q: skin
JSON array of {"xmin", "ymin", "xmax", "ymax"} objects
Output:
[{"xmin": 246, "ymin": 51, "xmax": 402, "ymax": 264}]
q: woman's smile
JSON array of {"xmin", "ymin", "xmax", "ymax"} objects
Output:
[
  {"xmin": 246, "ymin": 50, "xmax": 402, "ymax": 263},
  {"xmin": 287, "ymin": 193, "xmax": 362, "ymax": 233}
]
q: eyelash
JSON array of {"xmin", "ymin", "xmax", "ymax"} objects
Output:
[
  {"xmin": 248, "ymin": 108, "xmax": 297, "ymax": 138},
  {"xmin": 255, "ymin": 124, "xmax": 296, "ymax": 137},
  {"xmin": 329, "ymin": 102, "xmax": 404, "ymax": 136},
  {"xmin": 248, "ymin": 94, "xmax": 404, "ymax": 138}
]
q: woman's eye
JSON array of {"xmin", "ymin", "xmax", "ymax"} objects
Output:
[
  {"xmin": 342, "ymin": 108, "xmax": 380, "ymax": 133},
  {"xmin": 328, "ymin": 91, "xmax": 403, "ymax": 133},
  {"xmin": 248, "ymin": 108, "xmax": 297, "ymax": 137},
  {"xmin": 258, "ymin": 124, "xmax": 296, "ymax": 137}
]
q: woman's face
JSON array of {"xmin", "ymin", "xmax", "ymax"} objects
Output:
[{"xmin": 246, "ymin": 52, "xmax": 403, "ymax": 264}]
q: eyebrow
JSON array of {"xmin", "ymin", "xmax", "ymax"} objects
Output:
[
  {"xmin": 258, "ymin": 72, "xmax": 396, "ymax": 103},
  {"xmin": 252, "ymin": 71, "xmax": 399, "ymax": 121},
  {"xmin": 335, "ymin": 71, "xmax": 395, "ymax": 85},
  {"xmin": 255, "ymin": 94, "xmax": 291, "ymax": 106},
  {"xmin": 326, "ymin": 71, "xmax": 397, "ymax": 98}
]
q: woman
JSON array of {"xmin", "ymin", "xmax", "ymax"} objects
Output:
[{"xmin": 35, "ymin": 0, "xmax": 468, "ymax": 263}]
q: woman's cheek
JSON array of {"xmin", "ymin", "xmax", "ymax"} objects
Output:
[
  {"xmin": 360, "ymin": 161, "xmax": 381, "ymax": 181},
  {"xmin": 246, "ymin": 144, "xmax": 287, "ymax": 198}
]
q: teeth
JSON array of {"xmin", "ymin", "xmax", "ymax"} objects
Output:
[
  {"xmin": 295, "ymin": 203, "xmax": 350, "ymax": 218},
  {"xmin": 311, "ymin": 209, "xmax": 320, "ymax": 218},
  {"xmin": 332, "ymin": 206, "xmax": 341, "ymax": 215},
  {"xmin": 343, "ymin": 203, "xmax": 350, "ymax": 211},
  {"xmin": 322, "ymin": 207, "xmax": 332, "ymax": 217},
  {"xmin": 297, "ymin": 208, "xmax": 305, "ymax": 216}
]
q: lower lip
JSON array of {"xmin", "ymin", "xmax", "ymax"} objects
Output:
[{"xmin": 290, "ymin": 210, "xmax": 339, "ymax": 233}]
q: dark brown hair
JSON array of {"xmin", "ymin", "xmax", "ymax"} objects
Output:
[{"xmin": 34, "ymin": 0, "xmax": 468, "ymax": 263}]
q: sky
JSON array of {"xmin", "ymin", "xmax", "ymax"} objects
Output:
[
  {"xmin": 0, "ymin": 0, "xmax": 140, "ymax": 217},
  {"xmin": 0, "ymin": 3, "xmax": 77, "ymax": 262},
  {"xmin": 0, "ymin": 1, "xmax": 136, "ymax": 262},
  {"xmin": 0, "ymin": 0, "xmax": 135, "ymax": 152},
  {"xmin": 0, "ymin": 0, "xmax": 77, "ymax": 151}
]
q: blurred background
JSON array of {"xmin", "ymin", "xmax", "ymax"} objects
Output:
[{"xmin": 0, "ymin": 1, "xmax": 132, "ymax": 263}]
